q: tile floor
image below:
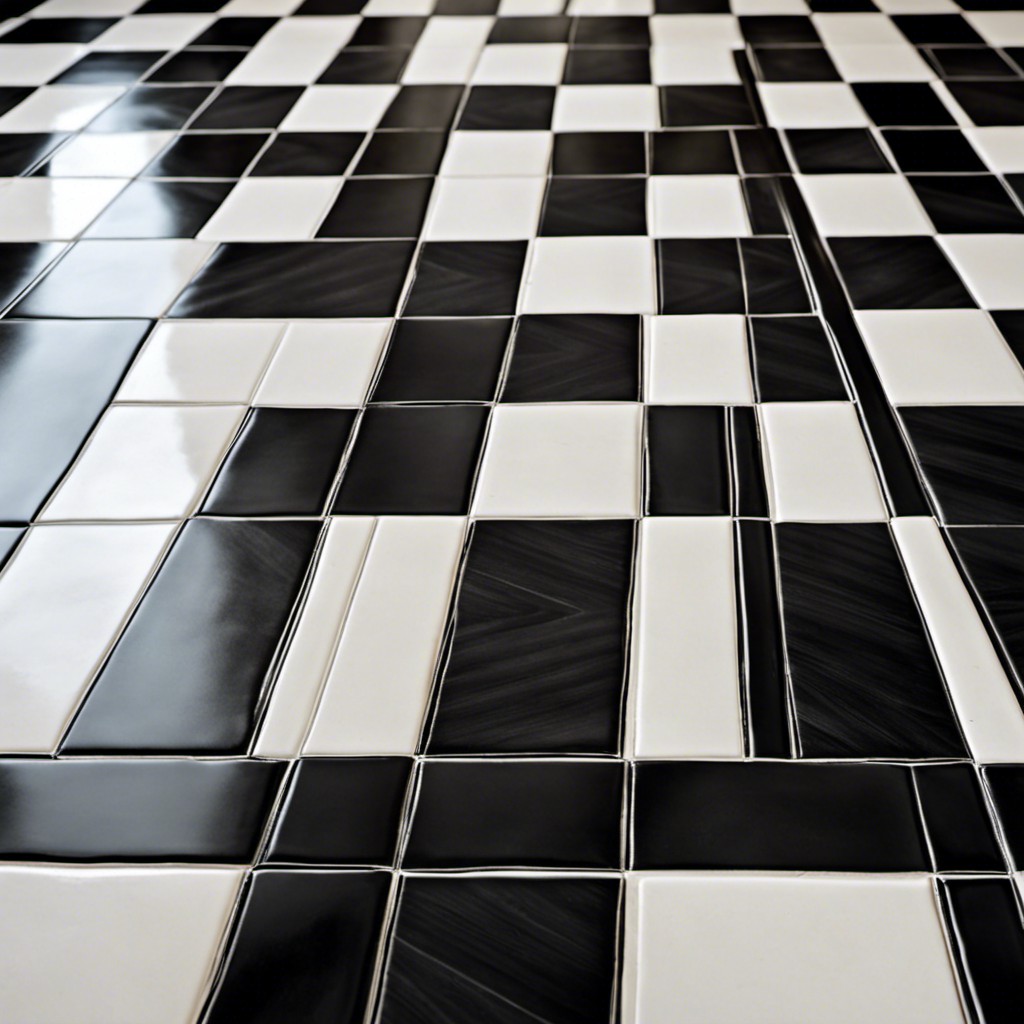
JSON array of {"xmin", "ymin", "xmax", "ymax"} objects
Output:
[{"xmin": 1, "ymin": 0, "xmax": 1024, "ymax": 1020}]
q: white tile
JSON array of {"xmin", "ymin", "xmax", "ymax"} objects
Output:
[
  {"xmin": 829, "ymin": 43, "xmax": 934, "ymax": 81},
  {"xmin": 649, "ymin": 175, "xmax": 750, "ymax": 237},
  {"xmin": 41, "ymin": 405, "xmax": 244, "ymax": 521},
  {"xmin": 630, "ymin": 518, "xmax": 743, "ymax": 758},
  {"xmin": 732, "ymin": 0, "xmax": 808, "ymax": 11},
  {"xmin": 116, "ymin": 321, "xmax": 283, "ymax": 403},
  {"xmin": 966, "ymin": 127, "xmax": 1024, "ymax": 173},
  {"xmin": 813, "ymin": 12, "xmax": 906, "ymax": 44},
  {"xmin": 523, "ymin": 236, "xmax": 657, "ymax": 313},
  {"xmin": 0, "ymin": 866, "xmax": 241, "ymax": 1024},
  {"xmin": 279, "ymin": 85, "xmax": 399, "ymax": 131},
  {"xmin": 0, "ymin": 524, "xmax": 172, "ymax": 752},
  {"xmin": 649, "ymin": 14, "xmax": 742, "ymax": 46},
  {"xmin": 256, "ymin": 517, "xmax": 376, "ymax": 758},
  {"xmin": 198, "ymin": 177, "xmax": 340, "ymax": 241},
  {"xmin": 893, "ymin": 516, "xmax": 1024, "ymax": 762},
  {"xmin": 940, "ymin": 234, "xmax": 1024, "ymax": 309},
  {"xmin": 874, "ymin": 0, "xmax": 956, "ymax": 10},
  {"xmin": 91, "ymin": 14, "xmax": 214, "ymax": 49},
  {"xmin": 552, "ymin": 85, "xmax": 660, "ymax": 131},
  {"xmin": 0, "ymin": 44, "xmax": 84, "ymax": 84},
  {"xmin": 645, "ymin": 314, "xmax": 753, "ymax": 404},
  {"xmin": 625, "ymin": 875, "xmax": 965, "ymax": 1024},
  {"xmin": 227, "ymin": 17, "xmax": 360, "ymax": 83},
  {"xmin": 651, "ymin": 46, "xmax": 741, "ymax": 85},
  {"xmin": 856, "ymin": 309, "xmax": 1024, "ymax": 404},
  {"xmin": 473, "ymin": 404, "xmax": 642, "ymax": 517},
  {"xmin": 42, "ymin": 132, "xmax": 172, "ymax": 177},
  {"xmin": 304, "ymin": 517, "xmax": 466, "ymax": 755},
  {"xmin": 0, "ymin": 178, "xmax": 126, "ymax": 240},
  {"xmin": 255, "ymin": 320, "xmax": 390, "ymax": 406},
  {"xmin": 965, "ymin": 11, "xmax": 1024, "ymax": 46},
  {"xmin": 219, "ymin": 0, "xmax": 302, "ymax": 11},
  {"xmin": 569, "ymin": 0, "xmax": 653, "ymax": 11},
  {"xmin": 472, "ymin": 43, "xmax": 567, "ymax": 84},
  {"xmin": 30, "ymin": 0, "xmax": 143, "ymax": 12},
  {"xmin": 425, "ymin": 176, "xmax": 545, "ymax": 240},
  {"xmin": 758, "ymin": 83, "xmax": 868, "ymax": 127},
  {"xmin": 402, "ymin": 46, "xmax": 480, "ymax": 84},
  {"xmin": 440, "ymin": 130, "xmax": 552, "ymax": 176},
  {"xmin": 798, "ymin": 174, "xmax": 932, "ymax": 236},
  {"xmin": 416, "ymin": 15, "xmax": 494, "ymax": 48},
  {"xmin": 0, "ymin": 86, "xmax": 124, "ymax": 132},
  {"xmin": 760, "ymin": 402, "xmax": 887, "ymax": 521}
]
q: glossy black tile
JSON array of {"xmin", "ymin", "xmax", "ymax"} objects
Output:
[
  {"xmin": 317, "ymin": 177, "xmax": 434, "ymax": 238},
  {"xmin": 0, "ymin": 759, "xmax": 283, "ymax": 862},
  {"xmin": 250, "ymin": 131, "xmax": 362, "ymax": 175},
  {"xmin": 731, "ymin": 405, "xmax": 769, "ymax": 517},
  {"xmin": 911, "ymin": 174, "xmax": 1024, "ymax": 233},
  {"xmin": 188, "ymin": 86, "xmax": 304, "ymax": 129},
  {"xmin": 488, "ymin": 15, "xmax": 571, "ymax": 43},
  {"xmin": 658, "ymin": 238, "xmax": 744, "ymax": 313},
  {"xmin": 207, "ymin": 870, "xmax": 390, "ymax": 1024},
  {"xmin": 203, "ymin": 408, "xmax": 356, "ymax": 517},
  {"xmin": 786, "ymin": 128, "xmax": 891, "ymax": 173},
  {"xmin": 145, "ymin": 49, "xmax": 245, "ymax": 83},
  {"xmin": 265, "ymin": 758, "xmax": 412, "ymax": 865},
  {"xmin": 428, "ymin": 520, "xmax": 633, "ymax": 754},
  {"xmin": 994, "ymin": 310, "xmax": 1024, "ymax": 366},
  {"xmin": 501, "ymin": 314, "xmax": 639, "ymax": 401},
  {"xmin": 914, "ymin": 762, "xmax": 1004, "ymax": 871},
  {"xmin": 381, "ymin": 85, "xmax": 463, "ymax": 129},
  {"xmin": 332, "ymin": 405, "xmax": 488, "ymax": 514},
  {"xmin": 853, "ymin": 83, "xmax": 957, "ymax": 126},
  {"xmin": 540, "ymin": 177, "xmax": 647, "ymax": 235},
  {"xmin": 0, "ymin": 318, "xmax": 148, "ymax": 523},
  {"xmin": 902, "ymin": 407, "xmax": 1024, "ymax": 524},
  {"xmin": 0, "ymin": 133, "xmax": 67, "ymax": 175},
  {"xmin": 881, "ymin": 128, "xmax": 987, "ymax": 172},
  {"xmin": 403, "ymin": 760, "xmax": 624, "ymax": 868},
  {"xmin": 0, "ymin": 89, "xmax": 31, "ymax": 119},
  {"xmin": 378, "ymin": 876, "xmax": 619, "ymax": 1024},
  {"xmin": 0, "ymin": 242, "xmax": 63, "ymax": 311},
  {"xmin": 740, "ymin": 179, "xmax": 785, "ymax": 237},
  {"xmin": 84, "ymin": 180, "xmax": 232, "ymax": 238},
  {"xmin": 403, "ymin": 241, "xmax": 527, "ymax": 316},
  {"xmin": 740, "ymin": 14, "xmax": 821, "ymax": 43},
  {"xmin": 751, "ymin": 315, "xmax": 847, "ymax": 401},
  {"xmin": 928, "ymin": 46, "xmax": 1019, "ymax": 79},
  {"xmin": 984, "ymin": 765, "xmax": 1024, "ymax": 866},
  {"xmin": 52, "ymin": 51, "xmax": 163, "ymax": 85},
  {"xmin": 457, "ymin": 86, "xmax": 555, "ymax": 130},
  {"xmin": 371, "ymin": 318, "xmax": 510, "ymax": 403},
  {"xmin": 573, "ymin": 15, "xmax": 649, "ymax": 45},
  {"xmin": 143, "ymin": 131, "xmax": 268, "ymax": 177},
  {"xmin": 62, "ymin": 518, "xmax": 320, "ymax": 754},
  {"xmin": 1, "ymin": 17, "xmax": 115, "ymax": 42},
  {"xmin": 563, "ymin": 47, "xmax": 650, "ymax": 84},
  {"xmin": 661, "ymin": 85, "xmax": 758, "ymax": 126},
  {"xmin": 352, "ymin": 130, "xmax": 446, "ymax": 175},
  {"xmin": 741, "ymin": 237, "xmax": 812, "ymax": 314},
  {"xmin": 171, "ymin": 241, "xmax": 415, "ymax": 318},
  {"xmin": 753, "ymin": 45, "xmax": 840, "ymax": 81},
  {"xmin": 893, "ymin": 13, "xmax": 983, "ymax": 44},
  {"xmin": 650, "ymin": 128, "xmax": 735, "ymax": 173},
  {"xmin": 86, "ymin": 86, "xmax": 214, "ymax": 132},
  {"xmin": 734, "ymin": 126, "xmax": 789, "ymax": 173},
  {"xmin": 829, "ymin": 236, "xmax": 974, "ymax": 308},
  {"xmin": 777, "ymin": 523, "xmax": 966, "ymax": 758},
  {"xmin": 192, "ymin": 16, "xmax": 276, "ymax": 45},
  {"xmin": 634, "ymin": 761, "xmax": 928, "ymax": 870},
  {"xmin": 349, "ymin": 15, "xmax": 426, "ymax": 46},
  {"xmin": 552, "ymin": 131, "xmax": 645, "ymax": 175},
  {"xmin": 646, "ymin": 405, "xmax": 730, "ymax": 515}
]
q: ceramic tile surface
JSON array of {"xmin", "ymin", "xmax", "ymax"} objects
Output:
[{"xmin": 1, "ymin": 0, "xmax": 1024, "ymax": 1020}]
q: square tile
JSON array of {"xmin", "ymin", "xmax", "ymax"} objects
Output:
[
  {"xmin": 798, "ymin": 173, "xmax": 933, "ymax": 235},
  {"xmin": 941, "ymin": 234, "xmax": 1024, "ymax": 308},
  {"xmin": 279, "ymin": 85, "xmax": 399, "ymax": 130},
  {"xmin": 649, "ymin": 174, "xmax": 750, "ymax": 236},
  {"xmin": 439, "ymin": 129, "xmax": 552, "ymax": 175},
  {"xmin": 425, "ymin": 176, "xmax": 546, "ymax": 239},
  {"xmin": 759, "ymin": 82, "xmax": 868, "ymax": 126},
  {"xmin": 199, "ymin": 177, "xmax": 340, "ymax": 241},
  {"xmin": 0, "ymin": 178, "xmax": 125, "ymax": 241},
  {"xmin": 645, "ymin": 314, "xmax": 753, "ymax": 403},
  {"xmin": 552, "ymin": 84, "xmax": 660, "ymax": 130},
  {"xmin": 473, "ymin": 43, "xmax": 567, "ymax": 83}
]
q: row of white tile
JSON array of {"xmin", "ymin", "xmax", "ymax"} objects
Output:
[{"xmin": 0, "ymin": 866, "xmax": 999, "ymax": 1024}]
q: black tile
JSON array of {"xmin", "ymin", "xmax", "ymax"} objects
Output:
[
  {"xmin": 349, "ymin": 15, "xmax": 426, "ymax": 46},
  {"xmin": 145, "ymin": 48, "xmax": 244, "ymax": 83},
  {"xmin": 457, "ymin": 86, "xmax": 556, "ymax": 130},
  {"xmin": 787, "ymin": 128, "xmax": 891, "ymax": 173},
  {"xmin": 647, "ymin": 406, "xmax": 730, "ymax": 516},
  {"xmin": 943, "ymin": 878, "xmax": 1024, "ymax": 1024},
  {"xmin": 751, "ymin": 315, "xmax": 847, "ymax": 401},
  {"xmin": 189, "ymin": 86, "xmax": 303, "ymax": 129},
  {"xmin": 381, "ymin": 84, "xmax": 463, "ymax": 129},
  {"xmin": 928, "ymin": 46, "xmax": 1018, "ymax": 79},
  {"xmin": 563, "ymin": 47, "xmax": 650, "ymax": 84},
  {"xmin": 741, "ymin": 237, "xmax": 812, "ymax": 314},
  {"xmin": 251, "ymin": 132, "xmax": 363, "ymax": 175},
  {"xmin": 52, "ymin": 51, "xmax": 162, "ymax": 85},
  {"xmin": 552, "ymin": 131, "xmax": 645, "ymax": 175},
  {"xmin": 809, "ymin": 0, "xmax": 877, "ymax": 9},
  {"xmin": 893, "ymin": 13, "xmax": 984, "ymax": 44},
  {"xmin": 881, "ymin": 128, "xmax": 987, "ymax": 172},
  {"xmin": 914, "ymin": 762, "xmax": 1004, "ymax": 871},
  {"xmin": 902, "ymin": 407, "xmax": 1024, "ymax": 524},
  {"xmin": 1009, "ymin": 173, "xmax": 1024, "ymax": 205},
  {"xmin": 777, "ymin": 523, "xmax": 966, "ymax": 758},
  {"xmin": 830, "ymin": 236, "xmax": 974, "ymax": 308},
  {"xmin": 62, "ymin": 519, "xmax": 320, "ymax": 754},
  {"xmin": 207, "ymin": 871, "xmax": 390, "ymax": 1024},
  {"xmin": 352, "ymin": 130, "xmax": 446, "ymax": 174},
  {"xmin": 540, "ymin": 177, "xmax": 647, "ymax": 235},
  {"xmin": 171, "ymin": 241, "xmax": 415, "ymax": 318},
  {"xmin": 488, "ymin": 16, "xmax": 572, "ymax": 43},
  {"xmin": 0, "ymin": 133, "xmax": 66, "ymax": 175},
  {"xmin": 317, "ymin": 177, "xmax": 433, "ymax": 238},
  {"xmin": 403, "ymin": 760, "xmax": 624, "ymax": 868},
  {"xmin": 501, "ymin": 314, "xmax": 640, "ymax": 401},
  {"xmin": 143, "ymin": 132, "xmax": 268, "ymax": 177},
  {"xmin": 435, "ymin": 0, "xmax": 498, "ymax": 13},
  {"xmin": 734, "ymin": 127, "xmax": 789, "ymax": 173},
  {"xmin": 332, "ymin": 405, "xmax": 488, "ymax": 515},
  {"xmin": 203, "ymin": 408, "xmax": 356, "ymax": 516},
  {"xmin": 1, "ymin": 17, "xmax": 115, "ymax": 42},
  {"xmin": 0, "ymin": 88, "xmax": 30, "ymax": 119},
  {"xmin": 318, "ymin": 48, "xmax": 411, "ymax": 83},
  {"xmin": 0, "ymin": 242, "xmax": 63, "ymax": 311},
  {"xmin": 0, "ymin": 759, "xmax": 283, "ymax": 862},
  {"xmin": 265, "ymin": 758, "xmax": 412, "ymax": 865},
  {"xmin": 404, "ymin": 241, "xmax": 527, "ymax": 316},
  {"xmin": 378, "ymin": 876, "xmax": 619, "ymax": 1024},
  {"xmin": 573, "ymin": 15, "xmax": 649, "ymax": 45},
  {"xmin": 372, "ymin": 318, "xmax": 510, "ymax": 402},
  {"xmin": 985, "ymin": 765, "xmax": 1024, "ymax": 866},
  {"xmin": 192, "ymin": 16, "xmax": 276, "ymax": 45},
  {"xmin": 86, "ymin": 86, "xmax": 213, "ymax": 132},
  {"xmin": 428, "ymin": 520, "xmax": 634, "ymax": 755},
  {"xmin": 84, "ymin": 180, "xmax": 232, "ymax": 238},
  {"xmin": 731, "ymin": 405, "xmax": 769, "ymax": 517},
  {"xmin": 650, "ymin": 129, "xmax": 735, "ymax": 174},
  {"xmin": 994, "ymin": 310, "xmax": 1024, "ymax": 365},
  {"xmin": 853, "ymin": 82, "xmax": 956, "ymax": 126},
  {"xmin": 659, "ymin": 238, "xmax": 744, "ymax": 314},
  {"xmin": 661, "ymin": 85, "xmax": 758, "ymax": 126},
  {"xmin": 633, "ymin": 761, "xmax": 928, "ymax": 870},
  {"xmin": 754, "ymin": 46, "xmax": 840, "ymax": 81},
  {"xmin": 294, "ymin": 0, "xmax": 366, "ymax": 10},
  {"xmin": 742, "ymin": 176, "xmax": 787, "ymax": 234},
  {"xmin": 741, "ymin": 15, "xmax": 820, "ymax": 43},
  {"xmin": 0, "ymin": 528, "xmax": 22, "ymax": 570},
  {"xmin": 911, "ymin": 174, "xmax": 1024, "ymax": 233},
  {"xmin": 0, "ymin": 319, "xmax": 148, "ymax": 523}
]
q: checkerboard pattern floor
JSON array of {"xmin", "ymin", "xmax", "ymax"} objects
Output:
[{"xmin": 2, "ymin": 0, "xmax": 1024, "ymax": 1020}]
